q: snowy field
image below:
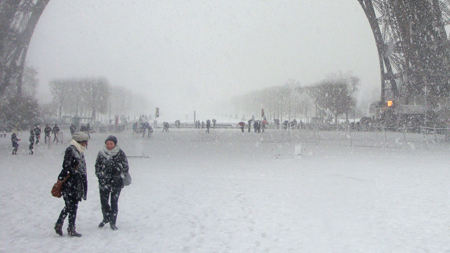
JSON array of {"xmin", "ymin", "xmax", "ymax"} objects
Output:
[{"xmin": 1, "ymin": 127, "xmax": 450, "ymax": 252}]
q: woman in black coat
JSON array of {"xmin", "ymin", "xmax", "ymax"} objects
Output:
[
  {"xmin": 95, "ymin": 135, "xmax": 130, "ymax": 230},
  {"xmin": 54, "ymin": 132, "xmax": 89, "ymax": 237}
]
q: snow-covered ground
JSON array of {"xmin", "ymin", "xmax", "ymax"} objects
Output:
[{"xmin": 1, "ymin": 128, "xmax": 450, "ymax": 252}]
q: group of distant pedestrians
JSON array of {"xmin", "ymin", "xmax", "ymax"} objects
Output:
[
  {"xmin": 194, "ymin": 119, "xmax": 216, "ymax": 131},
  {"xmin": 44, "ymin": 124, "xmax": 60, "ymax": 144},
  {"xmin": 141, "ymin": 122, "xmax": 154, "ymax": 137},
  {"xmin": 11, "ymin": 123, "xmax": 60, "ymax": 155},
  {"xmin": 10, "ymin": 123, "xmax": 93, "ymax": 155},
  {"xmin": 241, "ymin": 119, "xmax": 267, "ymax": 133}
]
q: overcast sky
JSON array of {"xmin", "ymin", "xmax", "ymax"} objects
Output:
[{"xmin": 27, "ymin": 0, "xmax": 380, "ymax": 117}]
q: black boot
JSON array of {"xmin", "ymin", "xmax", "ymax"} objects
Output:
[
  {"xmin": 110, "ymin": 222, "xmax": 118, "ymax": 231},
  {"xmin": 98, "ymin": 219, "xmax": 110, "ymax": 228},
  {"xmin": 99, "ymin": 212, "xmax": 110, "ymax": 228},
  {"xmin": 110, "ymin": 214, "xmax": 118, "ymax": 231},
  {"xmin": 54, "ymin": 223, "xmax": 63, "ymax": 236},
  {"xmin": 67, "ymin": 227, "xmax": 82, "ymax": 237}
]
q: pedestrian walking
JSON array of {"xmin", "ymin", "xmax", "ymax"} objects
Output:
[
  {"xmin": 29, "ymin": 128, "xmax": 35, "ymax": 155},
  {"xmin": 253, "ymin": 121, "xmax": 259, "ymax": 133},
  {"xmin": 53, "ymin": 124, "xmax": 60, "ymax": 143},
  {"xmin": 206, "ymin": 119, "xmax": 211, "ymax": 133},
  {"xmin": 44, "ymin": 124, "xmax": 51, "ymax": 143},
  {"xmin": 34, "ymin": 124, "xmax": 41, "ymax": 144},
  {"xmin": 95, "ymin": 135, "xmax": 131, "ymax": 231},
  {"xmin": 70, "ymin": 124, "xmax": 76, "ymax": 136},
  {"xmin": 54, "ymin": 132, "xmax": 89, "ymax": 237},
  {"xmin": 147, "ymin": 125, "xmax": 153, "ymax": 138},
  {"xmin": 142, "ymin": 122, "xmax": 149, "ymax": 137},
  {"xmin": 239, "ymin": 122, "xmax": 245, "ymax": 132},
  {"xmin": 162, "ymin": 122, "xmax": 169, "ymax": 132},
  {"xmin": 11, "ymin": 132, "xmax": 20, "ymax": 155}
]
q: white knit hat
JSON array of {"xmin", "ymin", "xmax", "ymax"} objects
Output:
[{"xmin": 72, "ymin": 132, "xmax": 89, "ymax": 142}]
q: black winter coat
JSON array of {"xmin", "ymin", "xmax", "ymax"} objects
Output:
[
  {"xmin": 34, "ymin": 127, "xmax": 41, "ymax": 135},
  {"xmin": 95, "ymin": 147, "xmax": 129, "ymax": 190},
  {"xmin": 58, "ymin": 145, "xmax": 88, "ymax": 201},
  {"xmin": 29, "ymin": 130, "xmax": 35, "ymax": 143},
  {"xmin": 11, "ymin": 133, "xmax": 19, "ymax": 147}
]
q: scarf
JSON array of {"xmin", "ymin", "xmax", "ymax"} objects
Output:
[
  {"xmin": 100, "ymin": 144, "xmax": 120, "ymax": 160},
  {"xmin": 71, "ymin": 139, "xmax": 86, "ymax": 153}
]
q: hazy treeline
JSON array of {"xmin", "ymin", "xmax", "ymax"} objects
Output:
[
  {"xmin": 231, "ymin": 73, "xmax": 361, "ymax": 124},
  {"xmin": 0, "ymin": 66, "xmax": 151, "ymax": 130},
  {"xmin": 49, "ymin": 77, "xmax": 149, "ymax": 121}
]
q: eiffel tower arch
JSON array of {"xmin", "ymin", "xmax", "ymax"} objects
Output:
[
  {"xmin": 0, "ymin": 0, "xmax": 49, "ymax": 95},
  {"xmin": 2, "ymin": 0, "xmax": 450, "ymax": 107},
  {"xmin": 359, "ymin": 0, "xmax": 450, "ymax": 106}
]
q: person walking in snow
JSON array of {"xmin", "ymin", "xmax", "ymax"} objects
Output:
[
  {"xmin": 206, "ymin": 119, "xmax": 211, "ymax": 133},
  {"xmin": 11, "ymin": 131, "xmax": 20, "ymax": 155},
  {"xmin": 95, "ymin": 135, "xmax": 130, "ymax": 231},
  {"xmin": 34, "ymin": 124, "xmax": 41, "ymax": 144},
  {"xmin": 142, "ymin": 122, "xmax": 149, "ymax": 138},
  {"xmin": 53, "ymin": 124, "xmax": 60, "ymax": 143},
  {"xmin": 147, "ymin": 125, "xmax": 153, "ymax": 138},
  {"xmin": 253, "ymin": 120, "xmax": 259, "ymax": 133},
  {"xmin": 248, "ymin": 119, "xmax": 252, "ymax": 132},
  {"xmin": 238, "ymin": 122, "xmax": 245, "ymax": 132},
  {"xmin": 29, "ymin": 127, "xmax": 35, "ymax": 155},
  {"xmin": 70, "ymin": 124, "xmax": 76, "ymax": 136},
  {"xmin": 54, "ymin": 132, "xmax": 89, "ymax": 237},
  {"xmin": 44, "ymin": 124, "xmax": 52, "ymax": 143},
  {"xmin": 261, "ymin": 119, "xmax": 268, "ymax": 133},
  {"xmin": 162, "ymin": 122, "xmax": 169, "ymax": 132},
  {"xmin": 85, "ymin": 123, "xmax": 91, "ymax": 138}
]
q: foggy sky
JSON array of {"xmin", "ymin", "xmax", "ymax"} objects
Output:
[{"xmin": 26, "ymin": 0, "xmax": 380, "ymax": 118}]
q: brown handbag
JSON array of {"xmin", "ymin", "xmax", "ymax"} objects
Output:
[{"xmin": 51, "ymin": 165, "xmax": 78, "ymax": 198}]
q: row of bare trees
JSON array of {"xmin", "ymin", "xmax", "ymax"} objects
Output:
[
  {"xmin": 231, "ymin": 73, "xmax": 361, "ymax": 124},
  {"xmin": 306, "ymin": 75, "xmax": 359, "ymax": 125},
  {"xmin": 49, "ymin": 77, "xmax": 149, "ymax": 121},
  {"xmin": 50, "ymin": 77, "xmax": 109, "ymax": 119}
]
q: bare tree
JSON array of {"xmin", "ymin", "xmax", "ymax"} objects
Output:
[
  {"xmin": 49, "ymin": 79, "xmax": 71, "ymax": 119},
  {"xmin": 82, "ymin": 77, "xmax": 110, "ymax": 120},
  {"xmin": 307, "ymin": 74, "xmax": 360, "ymax": 126}
]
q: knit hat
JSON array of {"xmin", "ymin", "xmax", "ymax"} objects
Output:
[
  {"xmin": 72, "ymin": 132, "xmax": 89, "ymax": 143},
  {"xmin": 105, "ymin": 135, "xmax": 117, "ymax": 145}
]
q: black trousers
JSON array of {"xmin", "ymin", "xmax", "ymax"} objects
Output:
[
  {"xmin": 99, "ymin": 187, "xmax": 122, "ymax": 224},
  {"xmin": 56, "ymin": 196, "xmax": 79, "ymax": 227}
]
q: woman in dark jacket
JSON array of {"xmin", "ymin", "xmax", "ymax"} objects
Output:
[
  {"xmin": 95, "ymin": 135, "xmax": 130, "ymax": 230},
  {"xmin": 54, "ymin": 132, "xmax": 89, "ymax": 237}
]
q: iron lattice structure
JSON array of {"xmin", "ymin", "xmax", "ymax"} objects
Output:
[
  {"xmin": 0, "ymin": 0, "xmax": 49, "ymax": 95},
  {"xmin": 1, "ymin": 0, "xmax": 450, "ymax": 105},
  {"xmin": 359, "ymin": 0, "xmax": 450, "ymax": 106}
]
